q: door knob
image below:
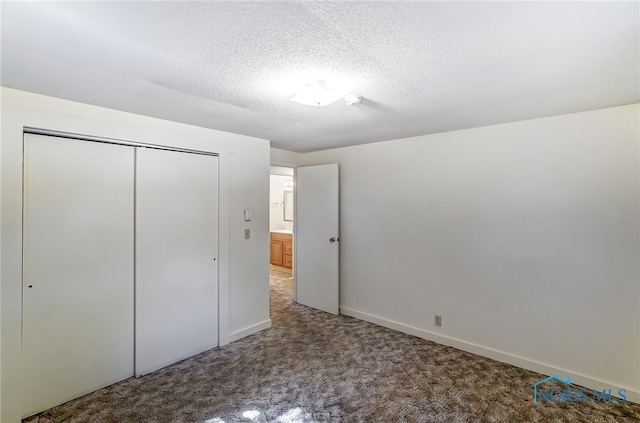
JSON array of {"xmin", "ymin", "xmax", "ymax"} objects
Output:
[{"xmin": 329, "ymin": 237, "xmax": 336, "ymax": 243}]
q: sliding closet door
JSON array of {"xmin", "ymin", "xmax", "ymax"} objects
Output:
[
  {"xmin": 22, "ymin": 134, "xmax": 135, "ymax": 417},
  {"xmin": 135, "ymin": 148, "xmax": 219, "ymax": 376}
]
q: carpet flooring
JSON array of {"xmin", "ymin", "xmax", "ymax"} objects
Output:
[{"xmin": 24, "ymin": 266, "xmax": 640, "ymax": 422}]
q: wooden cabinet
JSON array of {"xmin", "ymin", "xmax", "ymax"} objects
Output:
[
  {"xmin": 270, "ymin": 232, "xmax": 292, "ymax": 268},
  {"xmin": 270, "ymin": 239, "xmax": 283, "ymax": 265}
]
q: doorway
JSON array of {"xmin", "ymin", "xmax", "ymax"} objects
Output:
[
  {"xmin": 269, "ymin": 166, "xmax": 295, "ymax": 299},
  {"xmin": 268, "ymin": 163, "xmax": 340, "ymax": 316}
]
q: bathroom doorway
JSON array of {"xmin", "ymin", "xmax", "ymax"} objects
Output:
[{"xmin": 269, "ymin": 166, "xmax": 294, "ymax": 297}]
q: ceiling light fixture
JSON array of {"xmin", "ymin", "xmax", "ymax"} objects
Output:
[
  {"xmin": 344, "ymin": 94, "xmax": 363, "ymax": 106},
  {"xmin": 289, "ymin": 80, "xmax": 349, "ymax": 107}
]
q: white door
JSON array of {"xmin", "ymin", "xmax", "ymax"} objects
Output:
[
  {"xmin": 295, "ymin": 164, "xmax": 340, "ymax": 314},
  {"xmin": 22, "ymin": 134, "xmax": 135, "ymax": 417},
  {"xmin": 135, "ymin": 148, "xmax": 219, "ymax": 376}
]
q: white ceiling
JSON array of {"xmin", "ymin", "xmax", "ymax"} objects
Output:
[{"xmin": 2, "ymin": 1, "xmax": 638, "ymax": 153}]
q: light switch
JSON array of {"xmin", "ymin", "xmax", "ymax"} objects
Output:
[
  {"xmin": 244, "ymin": 228, "xmax": 250, "ymax": 239},
  {"xmin": 244, "ymin": 209, "xmax": 252, "ymax": 221}
]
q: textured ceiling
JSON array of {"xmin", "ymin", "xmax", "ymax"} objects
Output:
[{"xmin": 2, "ymin": 1, "xmax": 638, "ymax": 152}]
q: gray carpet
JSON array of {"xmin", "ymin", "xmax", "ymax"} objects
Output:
[{"xmin": 25, "ymin": 267, "xmax": 640, "ymax": 422}]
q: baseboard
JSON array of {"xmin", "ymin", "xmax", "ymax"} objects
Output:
[
  {"xmin": 229, "ymin": 319, "xmax": 272, "ymax": 343},
  {"xmin": 340, "ymin": 307, "xmax": 639, "ymax": 404}
]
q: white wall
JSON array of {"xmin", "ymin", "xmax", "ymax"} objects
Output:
[
  {"xmin": 270, "ymin": 175, "xmax": 294, "ymax": 231},
  {"xmin": 1, "ymin": 88, "xmax": 271, "ymax": 422},
  {"xmin": 271, "ymin": 147, "xmax": 301, "ymax": 168},
  {"xmin": 298, "ymin": 104, "xmax": 640, "ymax": 402}
]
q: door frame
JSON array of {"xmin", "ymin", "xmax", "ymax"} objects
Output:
[{"xmin": 268, "ymin": 160, "xmax": 341, "ymax": 312}]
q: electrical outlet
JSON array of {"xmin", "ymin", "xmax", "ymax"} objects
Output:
[
  {"xmin": 434, "ymin": 315, "xmax": 442, "ymax": 327},
  {"xmin": 244, "ymin": 228, "xmax": 250, "ymax": 239}
]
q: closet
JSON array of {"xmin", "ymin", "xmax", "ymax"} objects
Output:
[{"xmin": 21, "ymin": 133, "xmax": 219, "ymax": 417}]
